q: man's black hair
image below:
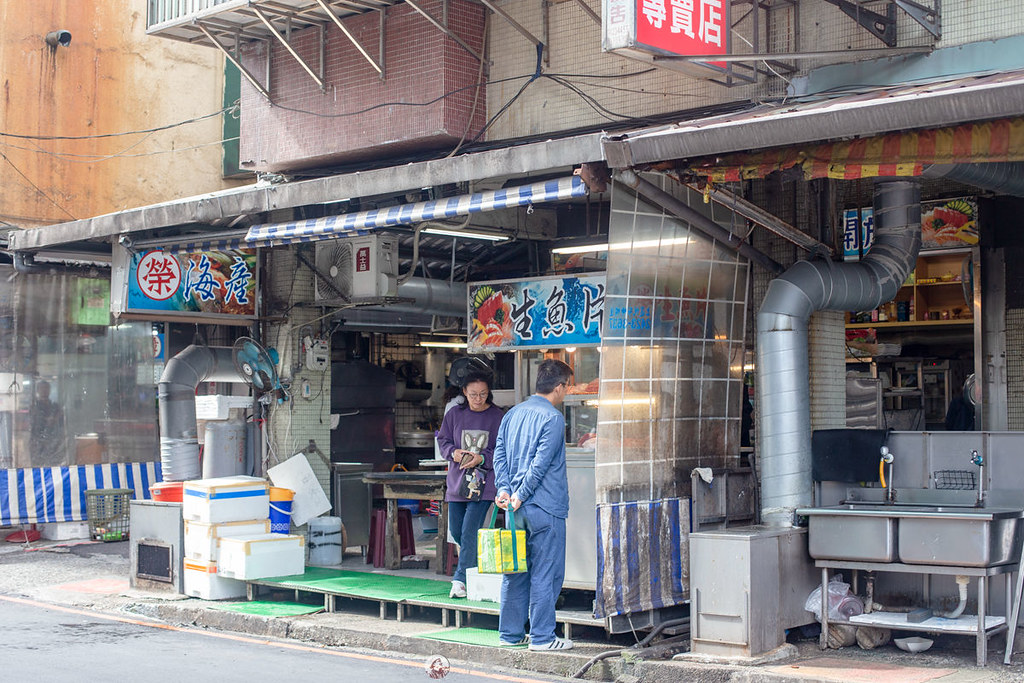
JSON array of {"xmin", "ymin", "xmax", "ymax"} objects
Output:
[{"xmin": 535, "ymin": 359, "xmax": 572, "ymax": 394}]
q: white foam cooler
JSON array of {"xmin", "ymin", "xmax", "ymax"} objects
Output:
[
  {"xmin": 183, "ymin": 558, "xmax": 247, "ymax": 600},
  {"xmin": 466, "ymin": 567, "xmax": 502, "ymax": 603},
  {"xmin": 184, "ymin": 519, "xmax": 271, "ymax": 562},
  {"xmin": 183, "ymin": 476, "xmax": 269, "ymax": 524},
  {"xmin": 217, "ymin": 533, "xmax": 305, "ymax": 580}
]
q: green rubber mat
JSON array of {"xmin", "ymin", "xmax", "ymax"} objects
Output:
[
  {"xmin": 416, "ymin": 627, "xmax": 517, "ymax": 647},
  {"xmin": 208, "ymin": 601, "xmax": 325, "ymax": 617},
  {"xmin": 254, "ymin": 568, "xmax": 497, "ymax": 608}
]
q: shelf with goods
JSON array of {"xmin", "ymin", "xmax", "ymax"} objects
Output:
[{"xmin": 846, "ymin": 248, "xmax": 974, "ymax": 328}]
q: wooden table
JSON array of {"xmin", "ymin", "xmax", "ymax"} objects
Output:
[{"xmin": 362, "ymin": 471, "xmax": 450, "ymax": 574}]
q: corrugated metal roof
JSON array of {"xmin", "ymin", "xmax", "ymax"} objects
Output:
[{"xmin": 603, "ymin": 71, "xmax": 1024, "ymax": 169}]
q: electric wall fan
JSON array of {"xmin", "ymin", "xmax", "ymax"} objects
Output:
[{"xmin": 232, "ymin": 337, "xmax": 285, "ymax": 403}]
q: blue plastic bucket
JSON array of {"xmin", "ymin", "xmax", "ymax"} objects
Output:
[
  {"xmin": 269, "ymin": 487, "xmax": 294, "ymax": 534},
  {"xmin": 269, "ymin": 500, "xmax": 292, "ymax": 533}
]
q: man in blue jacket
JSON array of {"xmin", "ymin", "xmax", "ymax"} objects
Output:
[{"xmin": 492, "ymin": 359, "xmax": 573, "ymax": 651}]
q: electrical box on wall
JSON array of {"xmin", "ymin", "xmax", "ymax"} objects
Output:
[{"xmin": 304, "ymin": 337, "xmax": 329, "ymax": 372}]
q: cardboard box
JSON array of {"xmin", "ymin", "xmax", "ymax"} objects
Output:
[
  {"xmin": 466, "ymin": 567, "xmax": 502, "ymax": 603},
  {"xmin": 183, "ymin": 559, "xmax": 247, "ymax": 600},
  {"xmin": 182, "ymin": 476, "xmax": 269, "ymax": 524},
  {"xmin": 217, "ymin": 533, "xmax": 305, "ymax": 580},
  {"xmin": 184, "ymin": 519, "xmax": 271, "ymax": 562}
]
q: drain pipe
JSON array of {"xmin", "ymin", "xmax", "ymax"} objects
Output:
[
  {"xmin": 756, "ymin": 179, "xmax": 921, "ymax": 526},
  {"xmin": 158, "ymin": 345, "xmax": 243, "ymax": 481}
]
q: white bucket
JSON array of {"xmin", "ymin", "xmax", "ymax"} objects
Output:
[{"xmin": 308, "ymin": 516, "xmax": 343, "ymax": 566}]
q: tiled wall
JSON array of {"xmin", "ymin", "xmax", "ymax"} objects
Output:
[
  {"xmin": 264, "ymin": 248, "xmax": 333, "ymax": 495},
  {"xmin": 486, "ymin": 0, "xmax": 1024, "ymax": 141},
  {"xmin": 371, "ymin": 333, "xmax": 441, "ymax": 434}
]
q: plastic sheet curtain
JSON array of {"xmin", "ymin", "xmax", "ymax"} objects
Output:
[
  {"xmin": 594, "ymin": 174, "xmax": 750, "ymax": 618},
  {"xmin": 0, "ymin": 266, "xmax": 158, "ymax": 469}
]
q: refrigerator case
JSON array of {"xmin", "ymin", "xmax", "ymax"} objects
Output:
[{"xmin": 331, "ymin": 361, "xmax": 396, "ymax": 468}]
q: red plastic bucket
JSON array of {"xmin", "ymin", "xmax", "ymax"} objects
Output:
[{"xmin": 150, "ymin": 481, "xmax": 183, "ymax": 502}]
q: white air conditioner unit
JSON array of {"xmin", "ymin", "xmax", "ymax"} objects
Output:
[{"xmin": 314, "ymin": 236, "xmax": 399, "ymax": 301}]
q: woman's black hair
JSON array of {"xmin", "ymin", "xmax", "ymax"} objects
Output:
[{"xmin": 459, "ymin": 371, "xmax": 494, "ymax": 407}]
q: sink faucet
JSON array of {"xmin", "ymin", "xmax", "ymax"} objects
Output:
[
  {"xmin": 880, "ymin": 446, "xmax": 895, "ymax": 503},
  {"xmin": 971, "ymin": 450, "xmax": 985, "ymax": 506}
]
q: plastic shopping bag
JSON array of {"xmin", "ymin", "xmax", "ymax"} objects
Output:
[
  {"xmin": 805, "ymin": 574, "xmax": 864, "ymax": 622},
  {"xmin": 477, "ymin": 507, "xmax": 527, "ymax": 574}
]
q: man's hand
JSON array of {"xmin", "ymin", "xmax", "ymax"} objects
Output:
[
  {"xmin": 495, "ymin": 491, "xmax": 510, "ymax": 510},
  {"xmin": 509, "ymin": 493, "xmax": 522, "ymax": 511}
]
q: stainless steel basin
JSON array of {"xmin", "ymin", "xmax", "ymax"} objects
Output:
[
  {"xmin": 897, "ymin": 507, "xmax": 1024, "ymax": 567},
  {"xmin": 797, "ymin": 506, "xmax": 897, "ymax": 563},
  {"xmin": 797, "ymin": 505, "xmax": 1024, "ymax": 567}
]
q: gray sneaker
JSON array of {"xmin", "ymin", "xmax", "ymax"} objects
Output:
[{"xmin": 528, "ymin": 637, "xmax": 573, "ymax": 651}]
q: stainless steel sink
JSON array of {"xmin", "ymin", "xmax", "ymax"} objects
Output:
[
  {"xmin": 897, "ymin": 507, "xmax": 1024, "ymax": 567},
  {"xmin": 796, "ymin": 505, "xmax": 1024, "ymax": 567},
  {"xmin": 797, "ymin": 506, "xmax": 897, "ymax": 563}
]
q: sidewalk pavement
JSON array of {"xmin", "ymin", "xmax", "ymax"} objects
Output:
[{"xmin": 3, "ymin": 536, "xmax": 1024, "ymax": 683}]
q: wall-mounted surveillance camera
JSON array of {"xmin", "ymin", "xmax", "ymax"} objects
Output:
[{"xmin": 45, "ymin": 30, "xmax": 72, "ymax": 48}]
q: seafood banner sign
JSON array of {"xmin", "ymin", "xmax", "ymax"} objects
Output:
[
  {"xmin": 843, "ymin": 197, "xmax": 978, "ymax": 260},
  {"xmin": 468, "ymin": 275, "xmax": 605, "ymax": 352},
  {"xmin": 125, "ymin": 249, "xmax": 257, "ymax": 319}
]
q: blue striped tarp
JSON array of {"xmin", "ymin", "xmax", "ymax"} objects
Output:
[
  {"xmin": 244, "ymin": 175, "xmax": 588, "ymax": 248},
  {"xmin": 0, "ymin": 462, "xmax": 161, "ymax": 525},
  {"xmin": 595, "ymin": 497, "xmax": 690, "ymax": 619}
]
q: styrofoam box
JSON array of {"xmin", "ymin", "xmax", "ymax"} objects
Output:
[
  {"xmin": 40, "ymin": 521, "xmax": 91, "ymax": 541},
  {"xmin": 183, "ymin": 476, "xmax": 270, "ymax": 524},
  {"xmin": 184, "ymin": 519, "xmax": 271, "ymax": 562},
  {"xmin": 183, "ymin": 559, "xmax": 247, "ymax": 600},
  {"xmin": 217, "ymin": 533, "xmax": 305, "ymax": 580},
  {"xmin": 466, "ymin": 567, "xmax": 502, "ymax": 603}
]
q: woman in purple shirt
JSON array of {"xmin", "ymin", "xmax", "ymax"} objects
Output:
[{"xmin": 436, "ymin": 371, "xmax": 503, "ymax": 598}]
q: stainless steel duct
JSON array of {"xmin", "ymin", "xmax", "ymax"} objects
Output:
[
  {"xmin": 391, "ymin": 278, "xmax": 467, "ymax": 317},
  {"xmin": 756, "ymin": 179, "xmax": 921, "ymax": 526},
  {"xmin": 158, "ymin": 345, "xmax": 242, "ymax": 481},
  {"xmin": 922, "ymin": 162, "xmax": 1024, "ymax": 198}
]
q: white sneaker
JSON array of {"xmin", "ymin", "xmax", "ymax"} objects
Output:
[
  {"xmin": 449, "ymin": 580, "xmax": 467, "ymax": 599},
  {"xmin": 528, "ymin": 637, "xmax": 573, "ymax": 651}
]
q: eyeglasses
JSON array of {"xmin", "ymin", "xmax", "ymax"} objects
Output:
[{"xmin": 466, "ymin": 392, "xmax": 489, "ymax": 399}]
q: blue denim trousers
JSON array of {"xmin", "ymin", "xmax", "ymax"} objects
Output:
[
  {"xmin": 498, "ymin": 503, "xmax": 567, "ymax": 646},
  {"xmin": 447, "ymin": 499, "xmax": 492, "ymax": 584}
]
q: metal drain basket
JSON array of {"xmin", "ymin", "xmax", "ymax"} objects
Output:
[{"xmin": 933, "ymin": 469, "xmax": 976, "ymax": 491}]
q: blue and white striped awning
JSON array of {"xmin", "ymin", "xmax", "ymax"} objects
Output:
[
  {"xmin": 163, "ymin": 237, "xmax": 249, "ymax": 255},
  {"xmin": 244, "ymin": 175, "xmax": 588, "ymax": 248}
]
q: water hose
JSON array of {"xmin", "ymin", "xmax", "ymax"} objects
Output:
[
  {"xmin": 937, "ymin": 575, "xmax": 970, "ymax": 619},
  {"xmin": 570, "ymin": 617, "xmax": 690, "ymax": 679}
]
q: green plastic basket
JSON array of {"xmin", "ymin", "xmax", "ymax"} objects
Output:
[{"xmin": 85, "ymin": 488, "xmax": 132, "ymax": 542}]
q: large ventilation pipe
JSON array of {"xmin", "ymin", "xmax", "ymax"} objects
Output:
[
  {"xmin": 393, "ymin": 278, "xmax": 467, "ymax": 317},
  {"xmin": 158, "ymin": 345, "xmax": 242, "ymax": 481},
  {"xmin": 756, "ymin": 179, "xmax": 921, "ymax": 526},
  {"xmin": 923, "ymin": 162, "xmax": 1024, "ymax": 198}
]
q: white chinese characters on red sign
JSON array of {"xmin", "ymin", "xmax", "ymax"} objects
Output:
[
  {"xmin": 136, "ymin": 250, "xmax": 182, "ymax": 301},
  {"xmin": 636, "ymin": 0, "xmax": 725, "ymax": 58}
]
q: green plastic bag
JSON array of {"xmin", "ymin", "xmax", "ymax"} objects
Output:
[{"xmin": 477, "ymin": 507, "xmax": 527, "ymax": 574}]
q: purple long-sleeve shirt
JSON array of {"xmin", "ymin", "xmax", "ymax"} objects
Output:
[{"xmin": 436, "ymin": 403, "xmax": 504, "ymax": 502}]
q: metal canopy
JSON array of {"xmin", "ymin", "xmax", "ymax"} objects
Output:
[{"xmin": 603, "ymin": 71, "xmax": 1024, "ymax": 169}]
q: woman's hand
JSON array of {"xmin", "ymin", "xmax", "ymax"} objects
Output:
[{"xmin": 452, "ymin": 449, "xmax": 483, "ymax": 469}]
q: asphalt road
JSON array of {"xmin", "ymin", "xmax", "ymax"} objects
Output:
[{"xmin": 0, "ymin": 595, "xmax": 554, "ymax": 683}]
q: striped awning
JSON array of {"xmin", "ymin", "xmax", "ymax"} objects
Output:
[
  {"xmin": 687, "ymin": 117, "xmax": 1024, "ymax": 183},
  {"xmin": 244, "ymin": 175, "xmax": 588, "ymax": 248}
]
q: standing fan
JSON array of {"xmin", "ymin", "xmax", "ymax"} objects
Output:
[
  {"xmin": 447, "ymin": 356, "xmax": 492, "ymax": 388},
  {"xmin": 232, "ymin": 337, "xmax": 285, "ymax": 402}
]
